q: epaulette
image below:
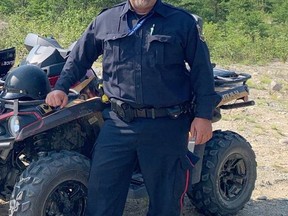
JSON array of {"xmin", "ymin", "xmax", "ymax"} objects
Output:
[
  {"xmin": 111, "ymin": 1, "xmax": 126, "ymax": 8},
  {"xmin": 98, "ymin": 8, "xmax": 108, "ymax": 15},
  {"xmin": 98, "ymin": 1, "xmax": 126, "ymax": 15},
  {"xmin": 162, "ymin": 1, "xmax": 194, "ymax": 18},
  {"xmin": 162, "ymin": 2, "xmax": 205, "ymax": 41}
]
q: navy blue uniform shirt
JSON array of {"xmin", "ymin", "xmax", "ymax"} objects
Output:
[{"xmin": 55, "ymin": 0, "xmax": 219, "ymax": 120}]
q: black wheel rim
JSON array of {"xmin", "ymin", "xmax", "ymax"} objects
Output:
[
  {"xmin": 44, "ymin": 180, "xmax": 87, "ymax": 216},
  {"xmin": 218, "ymin": 153, "xmax": 247, "ymax": 201}
]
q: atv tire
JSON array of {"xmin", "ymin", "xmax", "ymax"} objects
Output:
[
  {"xmin": 9, "ymin": 151, "xmax": 90, "ymax": 216},
  {"xmin": 187, "ymin": 130, "xmax": 257, "ymax": 216}
]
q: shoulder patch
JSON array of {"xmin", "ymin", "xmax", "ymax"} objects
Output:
[
  {"xmin": 196, "ymin": 24, "xmax": 205, "ymax": 42},
  {"xmin": 190, "ymin": 14, "xmax": 205, "ymax": 42}
]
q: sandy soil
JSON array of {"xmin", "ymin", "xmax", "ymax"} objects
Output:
[{"xmin": 1, "ymin": 62, "xmax": 288, "ymax": 215}]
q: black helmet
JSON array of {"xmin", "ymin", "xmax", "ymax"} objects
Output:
[
  {"xmin": 0, "ymin": 65, "xmax": 51, "ymax": 100},
  {"xmin": 0, "ymin": 47, "xmax": 16, "ymax": 77}
]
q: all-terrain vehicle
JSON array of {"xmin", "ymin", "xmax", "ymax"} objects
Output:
[
  {"xmin": 0, "ymin": 60, "xmax": 257, "ymax": 216},
  {"xmin": 0, "ymin": 14, "xmax": 256, "ymax": 214}
]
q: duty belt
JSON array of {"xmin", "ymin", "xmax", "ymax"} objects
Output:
[{"xmin": 110, "ymin": 98, "xmax": 192, "ymax": 123}]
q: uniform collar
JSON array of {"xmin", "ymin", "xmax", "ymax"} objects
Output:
[{"xmin": 120, "ymin": 0, "xmax": 169, "ymax": 18}]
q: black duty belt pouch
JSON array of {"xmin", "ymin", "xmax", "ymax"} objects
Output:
[
  {"xmin": 166, "ymin": 106, "xmax": 184, "ymax": 119},
  {"xmin": 110, "ymin": 98, "xmax": 134, "ymax": 122}
]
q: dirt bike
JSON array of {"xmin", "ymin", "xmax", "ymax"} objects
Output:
[{"xmin": 0, "ymin": 59, "xmax": 257, "ymax": 215}]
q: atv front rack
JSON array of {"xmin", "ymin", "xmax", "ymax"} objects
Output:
[{"xmin": 0, "ymin": 98, "xmax": 46, "ymax": 115}]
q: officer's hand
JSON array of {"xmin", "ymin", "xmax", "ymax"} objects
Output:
[
  {"xmin": 190, "ymin": 117, "xmax": 212, "ymax": 145},
  {"xmin": 45, "ymin": 90, "xmax": 68, "ymax": 108}
]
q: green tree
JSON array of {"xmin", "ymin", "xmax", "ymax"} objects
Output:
[
  {"xmin": 271, "ymin": 0, "xmax": 288, "ymax": 23},
  {"xmin": 225, "ymin": 0, "xmax": 268, "ymax": 42},
  {"xmin": 165, "ymin": 0, "xmax": 229, "ymax": 23}
]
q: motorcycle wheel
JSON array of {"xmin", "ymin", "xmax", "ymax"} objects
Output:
[
  {"xmin": 9, "ymin": 151, "xmax": 90, "ymax": 216},
  {"xmin": 187, "ymin": 130, "xmax": 257, "ymax": 216}
]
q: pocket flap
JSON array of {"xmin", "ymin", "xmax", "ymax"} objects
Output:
[
  {"xmin": 104, "ymin": 33, "xmax": 125, "ymax": 41},
  {"xmin": 148, "ymin": 34, "xmax": 174, "ymax": 43}
]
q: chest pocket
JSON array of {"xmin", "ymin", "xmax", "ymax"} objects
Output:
[
  {"xmin": 104, "ymin": 33, "xmax": 139, "ymax": 63},
  {"xmin": 103, "ymin": 33, "xmax": 123, "ymax": 62},
  {"xmin": 147, "ymin": 34, "xmax": 184, "ymax": 65}
]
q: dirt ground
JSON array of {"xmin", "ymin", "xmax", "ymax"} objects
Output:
[{"xmin": 1, "ymin": 62, "xmax": 288, "ymax": 215}]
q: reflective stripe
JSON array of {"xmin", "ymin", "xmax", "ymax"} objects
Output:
[
  {"xmin": 186, "ymin": 154, "xmax": 195, "ymax": 167},
  {"xmin": 180, "ymin": 169, "xmax": 190, "ymax": 210}
]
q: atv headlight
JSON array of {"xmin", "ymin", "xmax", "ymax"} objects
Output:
[{"xmin": 8, "ymin": 115, "xmax": 20, "ymax": 137}]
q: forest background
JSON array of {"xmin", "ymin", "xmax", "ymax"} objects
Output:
[{"xmin": 0, "ymin": 0, "xmax": 288, "ymax": 66}]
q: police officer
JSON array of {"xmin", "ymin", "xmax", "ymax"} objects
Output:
[{"xmin": 45, "ymin": 0, "xmax": 220, "ymax": 215}]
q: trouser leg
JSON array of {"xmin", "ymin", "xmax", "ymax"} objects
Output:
[
  {"xmin": 85, "ymin": 109, "xmax": 138, "ymax": 216},
  {"xmin": 137, "ymin": 114, "xmax": 192, "ymax": 216}
]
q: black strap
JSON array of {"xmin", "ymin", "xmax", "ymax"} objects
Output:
[
  {"xmin": 110, "ymin": 98, "xmax": 190, "ymax": 122},
  {"xmin": 134, "ymin": 108, "xmax": 168, "ymax": 119}
]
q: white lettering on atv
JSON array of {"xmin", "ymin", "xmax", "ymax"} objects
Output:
[{"xmin": 1, "ymin": 60, "xmax": 15, "ymax": 66}]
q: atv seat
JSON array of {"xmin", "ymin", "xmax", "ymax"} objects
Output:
[
  {"xmin": 24, "ymin": 33, "xmax": 63, "ymax": 51},
  {"xmin": 213, "ymin": 68, "xmax": 251, "ymax": 86},
  {"xmin": 24, "ymin": 33, "xmax": 75, "ymax": 59}
]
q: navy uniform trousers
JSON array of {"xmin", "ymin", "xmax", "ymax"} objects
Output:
[{"xmin": 85, "ymin": 108, "xmax": 193, "ymax": 216}]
